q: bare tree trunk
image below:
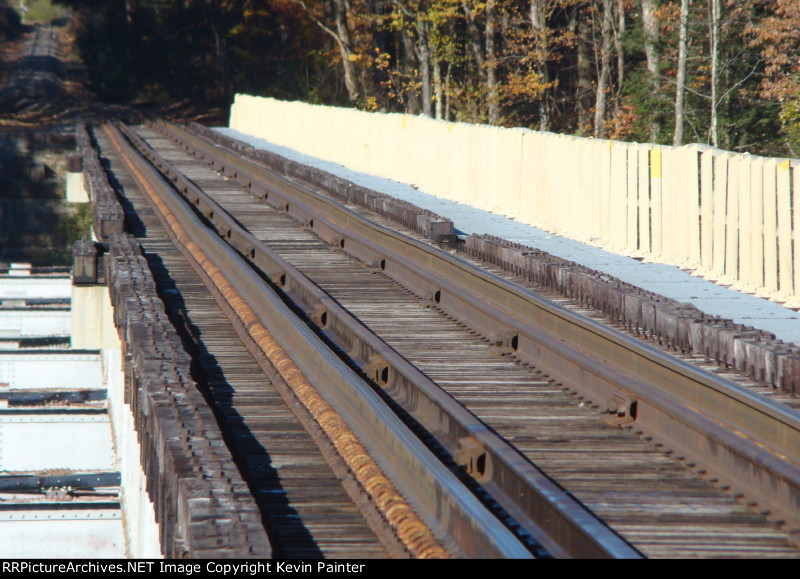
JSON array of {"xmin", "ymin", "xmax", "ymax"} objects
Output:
[
  {"xmin": 291, "ymin": 0, "xmax": 360, "ymax": 103},
  {"xmin": 566, "ymin": 6, "xmax": 591, "ymax": 134},
  {"xmin": 642, "ymin": 0, "xmax": 662, "ymax": 141},
  {"xmin": 486, "ymin": 0, "xmax": 499, "ymax": 125},
  {"xmin": 333, "ymin": 0, "xmax": 360, "ymax": 103},
  {"xmin": 615, "ymin": 0, "xmax": 625, "ymax": 106},
  {"xmin": 593, "ymin": 0, "xmax": 613, "ymax": 138},
  {"xmin": 673, "ymin": 0, "xmax": 690, "ymax": 146},
  {"xmin": 417, "ymin": 16, "xmax": 433, "ymax": 117},
  {"xmin": 433, "ymin": 55, "xmax": 444, "ymax": 119},
  {"xmin": 400, "ymin": 28, "xmax": 420, "ymax": 113},
  {"xmin": 444, "ymin": 62, "xmax": 452, "ymax": 121},
  {"xmin": 530, "ymin": 0, "xmax": 550, "ymax": 131},
  {"xmin": 709, "ymin": 0, "xmax": 721, "ymax": 147},
  {"xmin": 197, "ymin": 1, "xmax": 230, "ymax": 100},
  {"xmin": 462, "ymin": 0, "xmax": 486, "ymax": 79}
]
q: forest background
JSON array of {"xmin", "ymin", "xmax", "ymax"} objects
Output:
[{"xmin": 2, "ymin": 0, "xmax": 800, "ymax": 158}]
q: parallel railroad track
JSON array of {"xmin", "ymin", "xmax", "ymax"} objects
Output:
[{"xmin": 89, "ymin": 120, "xmax": 800, "ymax": 558}]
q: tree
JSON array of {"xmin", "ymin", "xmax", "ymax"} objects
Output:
[
  {"xmin": 708, "ymin": 0, "xmax": 721, "ymax": 146},
  {"xmin": 594, "ymin": 0, "xmax": 614, "ymax": 137},
  {"xmin": 749, "ymin": 0, "xmax": 800, "ymax": 153},
  {"xmin": 673, "ymin": 0, "xmax": 689, "ymax": 145},
  {"xmin": 289, "ymin": 0, "xmax": 361, "ymax": 103},
  {"xmin": 641, "ymin": 0, "xmax": 662, "ymax": 140}
]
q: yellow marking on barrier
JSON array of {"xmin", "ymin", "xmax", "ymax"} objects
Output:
[
  {"xmin": 104, "ymin": 124, "xmax": 448, "ymax": 559},
  {"xmin": 651, "ymin": 149, "xmax": 662, "ymax": 179},
  {"xmin": 779, "ymin": 159, "xmax": 791, "ymax": 171}
]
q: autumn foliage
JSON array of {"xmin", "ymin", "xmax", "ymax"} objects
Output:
[{"xmin": 53, "ymin": 0, "xmax": 800, "ymax": 155}]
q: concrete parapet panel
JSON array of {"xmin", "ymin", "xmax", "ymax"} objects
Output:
[
  {"xmin": 467, "ymin": 122, "xmax": 491, "ymax": 209},
  {"xmin": 793, "ymin": 162, "xmax": 800, "ymax": 305},
  {"xmin": 649, "ymin": 148, "xmax": 664, "ymax": 256},
  {"xmin": 475, "ymin": 125, "xmax": 497, "ymax": 213},
  {"xmin": 698, "ymin": 148, "xmax": 715, "ymax": 273},
  {"xmin": 659, "ymin": 147, "xmax": 681, "ymax": 264},
  {"xmin": 595, "ymin": 140, "xmax": 612, "ymax": 248},
  {"xmin": 390, "ymin": 113, "xmax": 413, "ymax": 180},
  {"xmin": 779, "ymin": 161, "xmax": 799, "ymax": 302},
  {"xmin": 427, "ymin": 119, "xmax": 456, "ymax": 201},
  {"xmin": 338, "ymin": 107, "xmax": 366, "ymax": 172},
  {"xmin": 485, "ymin": 125, "xmax": 524, "ymax": 217},
  {"xmin": 66, "ymin": 171, "xmax": 89, "ymax": 203},
  {"xmin": 450, "ymin": 122, "xmax": 478, "ymax": 207},
  {"xmin": 555, "ymin": 135, "xmax": 583, "ymax": 241},
  {"xmin": 539, "ymin": 132, "xmax": 563, "ymax": 232},
  {"xmin": 546, "ymin": 134, "xmax": 565, "ymax": 235},
  {"xmin": 710, "ymin": 151, "xmax": 730, "ymax": 277},
  {"xmin": 724, "ymin": 154, "xmax": 743, "ymax": 283},
  {"xmin": 576, "ymin": 137, "xmax": 599, "ymax": 243},
  {"xmin": 71, "ymin": 285, "xmax": 117, "ymax": 350},
  {"xmin": 518, "ymin": 130, "xmax": 539, "ymax": 228},
  {"xmin": 415, "ymin": 115, "xmax": 443, "ymax": 202},
  {"xmin": 737, "ymin": 154, "xmax": 755, "ymax": 290},
  {"xmin": 684, "ymin": 144, "xmax": 708, "ymax": 268},
  {"xmin": 366, "ymin": 112, "xmax": 393, "ymax": 177},
  {"xmin": 762, "ymin": 158, "xmax": 780, "ymax": 294},
  {"xmin": 608, "ymin": 142, "xmax": 628, "ymax": 252},
  {"xmin": 636, "ymin": 145, "xmax": 651, "ymax": 254},
  {"xmin": 750, "ymin": 156, "xmax": 766, "ymax": 292},
  {"xmin": 625, "ymin": 143, "xmax": 642, "ymax": 254},
  {"xmin": 775, "ymin": 161, "xmax": 794, "ymax": 297}
]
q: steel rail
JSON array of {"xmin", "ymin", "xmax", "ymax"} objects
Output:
[
  {"xmin": 106, "ymin": 123, "xmax": 536, "ymax": 559},
  {"xmin": 128, "ymin": 122, "xmax": 643, "ymax": 558},
  {"xmin": 152, "ymin": 120, "xmax": 800, "ymax": 542}
]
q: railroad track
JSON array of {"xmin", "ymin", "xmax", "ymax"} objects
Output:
[
  {"xmin": 3, "ymin": 25, "xmax": 62, "ymax": 110},
  {"xmin": 0, "ymin": 23, "xmax": 97, "ymax": 127},
  {"xmin": 88, "ymin": 120, "xmax": 800, "ymax": 558}
]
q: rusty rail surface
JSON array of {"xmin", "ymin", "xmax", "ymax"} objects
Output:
[
  {"xmin": 106, "ymin": 122, "xmax": 540, "ymax": 558},
  {"xmin": 150, "ymin": 120, "xmax": 800, "ymax": 546}
]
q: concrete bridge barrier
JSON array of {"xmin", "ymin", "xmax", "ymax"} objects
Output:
[{"xmin": 230, "ymin": 95, "xmax": 800, "ymax": 306}]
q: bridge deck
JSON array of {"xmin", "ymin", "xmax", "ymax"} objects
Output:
[{"xmin": 96, "ymin": 130, "xmax": 391, "ymax": 558}]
